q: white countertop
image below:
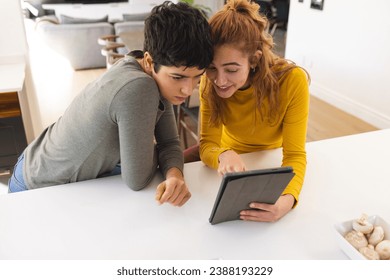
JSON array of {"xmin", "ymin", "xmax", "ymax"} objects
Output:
[
  {"xmin": 0, "ymin": 129, "xmax": 389, "ymax": 259},
  {"xmin": 0, "ymin": 61, "xmax": 26, "ymax": 93}
]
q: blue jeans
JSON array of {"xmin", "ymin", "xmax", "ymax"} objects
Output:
[
  {"xmin": 8, "ymin": 155, "xmax": 121, "ymax": 193},
  {"xmin": 8, "ymin": 153, "xmax": 28, "ymax": 193},
  {"xmin": 99, "ymin": 164, "xmax": 122, "ymax": 177}
]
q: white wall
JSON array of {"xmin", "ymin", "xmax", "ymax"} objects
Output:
[
  {"xmin": 0, "ymin": 0, "xmax": 27, "ymax": 62},
  {"xmin": 285, "ymin": 0, "xmax": 390, "ymax": 129}
]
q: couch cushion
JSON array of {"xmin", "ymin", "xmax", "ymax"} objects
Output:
[
  {"xmin": 122, "ymin": 13, "xmax": 150, "ymax": 22},
  {"xmin": 60, "ymin": 14, "xmax": 109, "ymax": 24},
  {"xmin": 37, "ymin": 22, "xmax": 114, "ymax": 69},
  {"xmin": 114, "ymin": 21, "xmax": 145, "ymax": 54}
]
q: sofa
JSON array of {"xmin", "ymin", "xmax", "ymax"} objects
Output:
[
  {"xmin": 35, "ymin": 13, "xmax": 149, "ymax": 70},
  {"xmin": 112, "ymin": 21, "xmax": 145, "ymax": 54},
  {"xmin": 35, "ymin": 15, "xmax": 115, "ymax": 70}
]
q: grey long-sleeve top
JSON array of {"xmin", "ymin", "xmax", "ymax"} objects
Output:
[{"xmin": 23, "ymin": 57, "xmax": 183, "ymax": 190}]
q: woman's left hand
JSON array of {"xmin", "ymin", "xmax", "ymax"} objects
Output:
[
  {"xmin": 239, "ymin": 194, "xmax": 295, "ymax": 222},
  {"xmin": 155, "ymin": 167, "xmax": 191, "ymax": 207}
]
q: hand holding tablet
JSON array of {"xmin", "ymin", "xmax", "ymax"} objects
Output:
[{"xmin": 209, "ymin": 166, "xmax": 295, "ymax": 225}]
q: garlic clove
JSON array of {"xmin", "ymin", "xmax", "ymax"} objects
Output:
[
  {"xmin": 352, "ymin": 213, "xmax": 374, "ymax": 234},
  {"xmin": 359, "ymin": 245, "xmax": 380, "ymax": 260},
  {"xmin": 375, "ymin": 240, "xmax": 390, "ymax": 260},
  {"xmin": 368, "ymin": 226, "xmax": 385, "ymax": 246},
  {"xmin": 345, "ymin": 230, "xmax": 368, "ymax": 250}
]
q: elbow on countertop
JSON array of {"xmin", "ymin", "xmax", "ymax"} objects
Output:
[{"xmin": 122, "ymin": 173, "xmax": 155, "ymax": 192}]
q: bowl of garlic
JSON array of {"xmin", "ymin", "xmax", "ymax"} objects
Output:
[{"xmin": 334, "ymin": 214, "xmax": 390, "ymax": 260}]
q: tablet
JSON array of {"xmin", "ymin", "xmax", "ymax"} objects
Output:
[{"xmin": 209, "ymin": 166, "xmax": 295, "ymax": 225}]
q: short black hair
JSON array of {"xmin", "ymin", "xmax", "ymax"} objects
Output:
[{"xmin": 144, "ymin": 1, "xmax": 213, "ymax": 71}]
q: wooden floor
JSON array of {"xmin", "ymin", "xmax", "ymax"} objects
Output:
[{"xmin": 306, "ymin": 96, "xmax": 377, "ymax": 142}]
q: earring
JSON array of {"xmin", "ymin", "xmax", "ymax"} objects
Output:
[
  {"xmin": 214, "ymin": 79, "xmax": 217, "ymax": 84},
  {"xmin": 251, "ymin": 67, "xmax": 256, "ymax": 73}
]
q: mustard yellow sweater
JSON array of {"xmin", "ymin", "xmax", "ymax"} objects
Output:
[{"xmin": 199, "ymin": 68, "xmax": 310, "ymax": 202}]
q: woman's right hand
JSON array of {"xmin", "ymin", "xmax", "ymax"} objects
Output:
[{"xmin": 217, "ymin": 150, "xmax": 246, "ymax": 175}]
